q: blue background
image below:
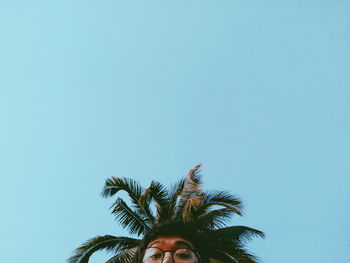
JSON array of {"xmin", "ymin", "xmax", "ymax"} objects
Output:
[{"xmin": 1, "ymin": 1, "xmax": 349, "ymax": 263}]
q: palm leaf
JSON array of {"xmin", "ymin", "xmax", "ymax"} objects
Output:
[
  {"xmin": 172, "ymin": 164, "xmax": 203, "ymax": 220},
  {"xmin": 105, "ymin": 247, "xmax": 138, "ymax": 263},
  {"xmin": 209, "ymin": 248, "xmax": 238, "ymax": 263},
  {"xmin": 210, "ymin": 246, "xmax": 259, "ymax": 263},
  {"xmin": 102, "ymin": 177, "xmax": 142, "ymax": 200},
  {"xmin": 207, "ymin": 238, "xmax": 260, "ymax": 263},
  {"xmin": 230, "ymin": 251, "xmax": 259, "ymax": 263},
  {"xmin": 181, "ymin": 164, "xmax": 202, "ymax": 196},
  {"xmin": 181, "ymin": 193, "xmax": 205, "ymax": 222},
  {"xmin": 209, "ymin": 259, "xmax": 226, "ymax": 263},
  {"xmin": 67, "ymin": 236, "xmax": 140, "ymax": 263},
  {"xmin": 194, "ymin": 208, "xmax": 233, "ymax": 230},
  {"xmin": 141, "ymin": 180, "xmax": 170, "ymax": 223},
  {"xmin": 102, "ymin": 177, "xmax": 154, "ymax": 223},
  {"xmin": 200, "ymin": 190, "xmax": 243, "ymax": 216},
  {"xmin": 205, "ymin": 226, "xmax": 265, "ymax": 244},
  {"xmin": 163, "ymin": 177, "xmax": 185, "ymax": 221},
  {"xmin": 111, "ymin": 197, "xmax": 150, "ymax": 235}
]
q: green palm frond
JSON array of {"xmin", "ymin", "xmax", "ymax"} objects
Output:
[
  {"xmin": 230, "ymin": 251, "xmax": 258, "ymax": 263},
  {"xmin": 193, "ymin": 208, "xmax": 233, "ymax": 230},
  {"xmin": 209, "ymin": 248, "xmax": 238, "ymax": 263},
  {"xmin": 67, "ymin": 236, "xmax": 140, "ymax": 263},
  {"xmin": 209, "ymin": 249, "xmax": 258, "ymax": 263},
  {"xmin": 102, "ymin": 177, "xmax": 154, "ymax": 223},
  {"xmin": 141, "ymin": 180, "xmax": 170, "ymax": 223},
  {"xmin": 206, "ymin": 226, "xmax": 265, "ymax": 244},
  {"xmin": 210, "ymin": 245, "xmax": 259, "ymax": 263},
  {"xmin": 165, "ymin": 177, "xmax": 185, "ymax": 221},
  {"xmin": 105, "ymin": 247, "xmax": 138, "ymax": 263},
  {"xmin": 102, "ymin": 177, "xmax": 142, "ymax": 200},
  {"xmin": 200, "ymin": 190, "xmax": 243, "ymax": 216},
  {"xmin": 111, "ymin": 197, "xmax": 150, "ymax": 235},
  {"xmin": 209, "ymin": 259, "xmax": 226, "ymax": 263}
]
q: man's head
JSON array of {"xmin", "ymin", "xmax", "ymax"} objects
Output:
[{"xmin": 138, "ymin": 221, "xmax": 208, "ymax": 263}]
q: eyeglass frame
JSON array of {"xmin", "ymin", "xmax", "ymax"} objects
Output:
[{"xmin": 142, "ymin": 246, "xmax": 200, "ymax": 263}]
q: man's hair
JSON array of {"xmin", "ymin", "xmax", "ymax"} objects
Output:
[{"xmin": 137, "ymin": 221, "xmax": 209, "ymax": 263}]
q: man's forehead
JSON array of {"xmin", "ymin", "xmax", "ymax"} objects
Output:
[{"xmin": 148, "ymin": 236, "xmax": 194, "ymax": 248}]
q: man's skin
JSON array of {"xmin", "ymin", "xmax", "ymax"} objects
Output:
[{"xmin": 142, "ymin": 236, "xmax": 199, "ymax": 263}]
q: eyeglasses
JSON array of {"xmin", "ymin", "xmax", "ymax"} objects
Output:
[{"xmin": 142, "ymin": 247, "xmax": 198, "ymax": 263}]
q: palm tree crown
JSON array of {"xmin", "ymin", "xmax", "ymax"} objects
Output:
[{"xmin": 68, "ymin": 164, "xmax": 264, "ymax": 263}]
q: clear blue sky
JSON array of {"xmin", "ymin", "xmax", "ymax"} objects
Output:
[{"xmin": 1, "ymin": 1, "xmax": 349, "ymax": 263}]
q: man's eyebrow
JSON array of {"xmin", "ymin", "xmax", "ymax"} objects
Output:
[{"xmin": 148, "ymin": 241, "xmax": 160, "ymax": 246}]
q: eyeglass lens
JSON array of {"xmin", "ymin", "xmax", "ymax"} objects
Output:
[{"xmin": 143, "ymin": 247, "xmax": 196, "ymax": 263}]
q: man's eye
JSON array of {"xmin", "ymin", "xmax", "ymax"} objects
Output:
[
  {"xmin": 151, "ymin": 253, "xmax": 162, "ymax": 259},
  {"xmin": 175, "ymin": 252, "xmax": 191, "ymax": 259}
]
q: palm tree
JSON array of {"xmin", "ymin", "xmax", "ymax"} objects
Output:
[{"xmin": 68, "ymin": 164, "xmax": 264, "ymax": 263}]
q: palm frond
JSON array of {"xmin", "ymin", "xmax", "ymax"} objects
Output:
[
  {"xmin": 209, "ymin": 248, "xmax": 239, "ymax": 263},
  {"xmin": 205, "ymin": 226, "xmax": 265, "ymax": 244},
  {"xmin": 111, "ymin": 197, "xmax": 150, "ymax": 236},
  {"xmin": 181, "ymin": 193, "xmax": 205, "ymax": 222},
  {"xmin": 230, "ymin": 251, "xmax": 259, "ymax": 263},
  {"xmin": 172, "ymin": 164, "xmax": 203, "ymax": 220},
  {"xmin": 200, "ymin": 190, "xmax": 243, "ymax": 216},
  {"xmin": 193, "ymin": 208, "xmax": 234, "ymax": 230},
  {"xmin": 164, "ymin": 177, "xmax": 185, "ymax": 221},
  {"xmin": 67, "ymin": 236, "xmax": 140, "ymax": 263},
  {"xmin": 105, "ymin": 247, "xmax": 138, "ymax": 263},
  {"xmin": 141, "ymin": 180, "xmax": 170, "ymax": 223},
  {"xmin": 207, "ymin": 239, "xmax": 261, "ymax": 263},
  {"xmin": 209, "ymin": 259, "xmax": 227, "ymax": 263},
  {"xmin": 102, "ymin": 177, "xmax": 142, "ymax": 200},
  {"xmin": 210, "ymin": 246, "xmax": 259, "ymax": 263},
  {"xmin": 102, "ymin": 177, "xmax": 154, "ymax": 223},
  {"xmin": 182, "ymin": 164, "xmax": 202, "ymax": 196}
]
